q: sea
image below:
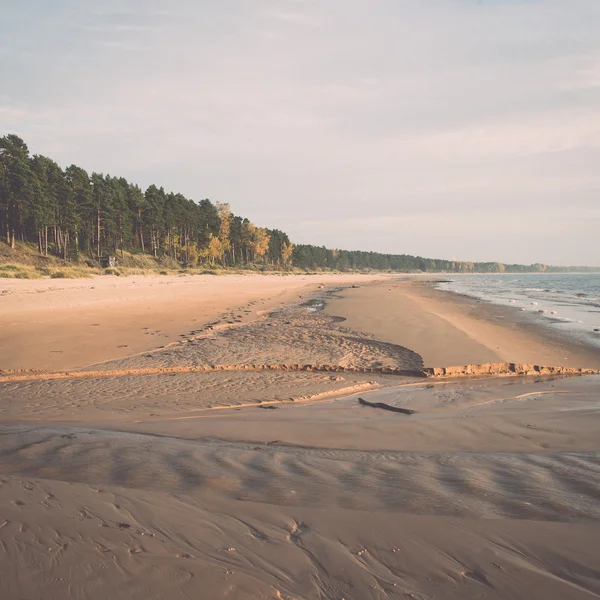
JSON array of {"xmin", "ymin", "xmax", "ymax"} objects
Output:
[{"xmin": 436, "ymin": 273, "xmax": 600, "ymax": 349}]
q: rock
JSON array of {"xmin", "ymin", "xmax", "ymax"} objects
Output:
[{"xmin": 423, "ymin": 362, "xmax": 600, "ymax": 378}]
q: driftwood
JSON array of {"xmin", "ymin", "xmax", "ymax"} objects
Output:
[{"xmin": 358, "ymin": 397, "xmax": 415, "ymax": 415}]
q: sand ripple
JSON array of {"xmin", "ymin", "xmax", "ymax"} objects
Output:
[{"xmin": 1, "ymin": 424, "xmax": 599, "ymax": 522}]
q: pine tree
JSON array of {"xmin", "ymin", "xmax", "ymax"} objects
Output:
[{"xmin": 0, "ymin": 135, "xmax": 38, "ymax": 248}]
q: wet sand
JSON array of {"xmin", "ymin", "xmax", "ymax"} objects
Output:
[
  {"xmin": 324, "ymin": 279, "xmax": 600, "ymax": 369},
  {"xmin": 1, "ymin": 276, "xmax": 599, "ymax": 599}
]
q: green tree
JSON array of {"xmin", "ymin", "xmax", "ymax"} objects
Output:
[{"xmin": 0, "ymin": 135, "xmax": 38, "ymax": 248}]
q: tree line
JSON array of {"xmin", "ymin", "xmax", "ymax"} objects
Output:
[
  {"xmin": 0, "ymin": 134, "xmax": 592, "ymax": 273},
  {"xmin": 290, "ymin": 246, "xmax": 592, "ymax": 273},
  {"xmin": 0, "ymin": 134, "xmax": 292, "ymax": 268}
]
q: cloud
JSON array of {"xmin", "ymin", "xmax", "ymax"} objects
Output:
[{"xmin": 1, "ymin": 0, "xmax": 599, "ymax": 264}]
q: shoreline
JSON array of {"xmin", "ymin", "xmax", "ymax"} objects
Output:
[
  {"xmin": 324, "ymin": 278, "xmax": 600, "ymax": 369},
  {"xmin": 3, "ymin": 272, "xmax": 598, "ymax": 373},
  {"xmin": 432, "ymin": 272, "xmax": 600, "ymax": 351},
  {"xmin": 437, "ymin": 284, "xmax": 600, "ymax": 352}
]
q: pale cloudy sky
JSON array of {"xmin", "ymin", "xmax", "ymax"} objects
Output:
[{"xmin": 2, "ymin": 0, "xmax": 599, "ymax": 265}]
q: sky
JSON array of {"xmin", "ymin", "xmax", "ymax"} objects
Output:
[{"xmin": 1, "ymin": 0, "xmax": 599, "ymax": 266}]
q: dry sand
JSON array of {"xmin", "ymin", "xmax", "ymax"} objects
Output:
[
  {"xmin": 1, "ymin": 275, "xmax": 599, "ymax": 599},
  {"xmin": 0, "ymin": 273, "xmax": 390, "ymax": 371}
]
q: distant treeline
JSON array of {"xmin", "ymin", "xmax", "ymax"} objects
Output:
[
  {"xmin": 292, "ymin": 246, "xmax": 597, "ymax": 273},
  {"xmin": 0, "ymin": 134, "xmax": 595, "ymax": 273}
]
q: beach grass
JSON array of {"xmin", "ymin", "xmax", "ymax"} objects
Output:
[{"xmin": 0, "ymin": 242, "xmax": 354, "ymax": 279}]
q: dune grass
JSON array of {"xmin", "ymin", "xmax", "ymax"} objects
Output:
[{"xmin": 0, "ymin": 242, "xmax": 347, "ymax": 279}]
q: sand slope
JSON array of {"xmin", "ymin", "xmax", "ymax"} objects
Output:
[{"xmin": 325, "ymin": 280, "xmax": 600, "ymax": 369}]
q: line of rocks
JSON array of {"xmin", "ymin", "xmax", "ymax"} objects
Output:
[
  {"xmin": 1, "ymin": 362, "xmax": 597, "ymax": 384},
  {"xmin": 422, "ymin": 363, "xmax": 600, "ymax": 378}
]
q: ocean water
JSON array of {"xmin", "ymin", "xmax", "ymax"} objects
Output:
[{"xmin": 436, "ymin": 273, "xmax": 600, "ymax": 348}]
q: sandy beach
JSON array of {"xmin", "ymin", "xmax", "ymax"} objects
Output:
[
  {"xmin": 0, "ymin": 273, "xmax": 391, "ymax": 371},
  {"xmin": 324, "ymin": 278, "xmax": 600, "ymax": 369},
  {"xmin": 1, "ymin": 275, "xmax": 599, "ymax": 599}
]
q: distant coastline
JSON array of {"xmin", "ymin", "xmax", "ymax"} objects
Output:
[{"xmin": 2, "ymin": 134, "xmax": 598, "ymax": 278}]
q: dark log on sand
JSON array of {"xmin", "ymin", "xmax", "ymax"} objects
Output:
[{"xmin": 358, "ymin": 397, "xmax": 415, "ymax": 415}]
